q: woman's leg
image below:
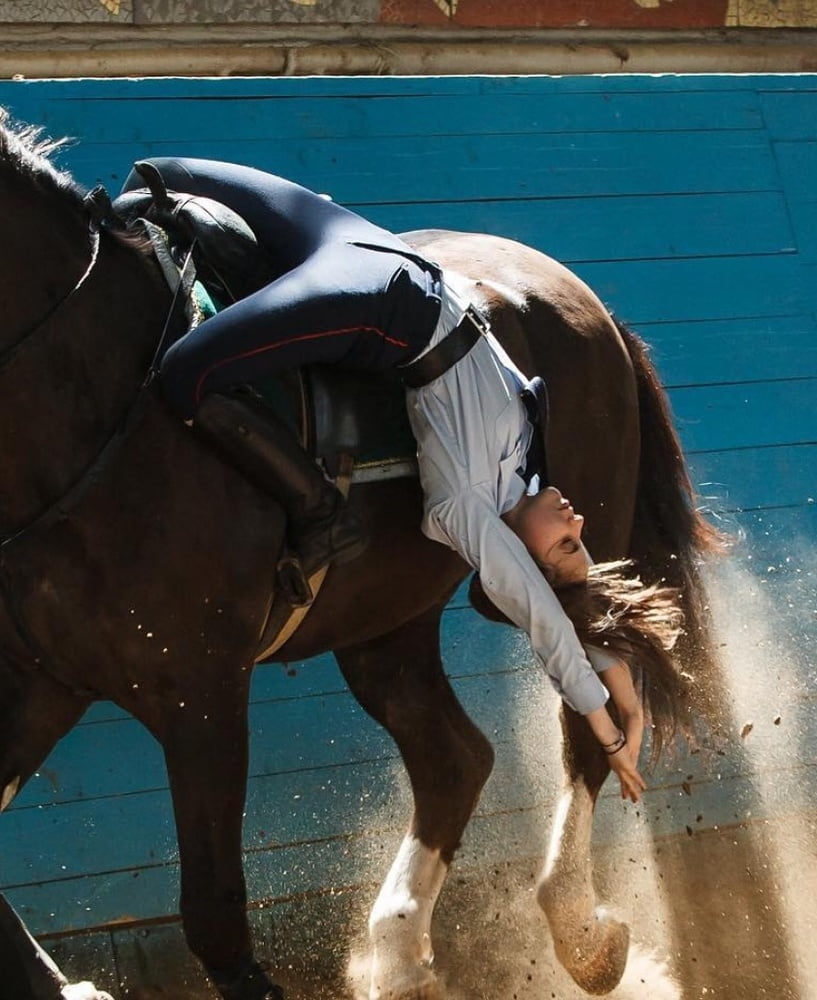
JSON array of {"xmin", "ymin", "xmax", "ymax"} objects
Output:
[
  {"xmin": 161, "ymin": 243, "xmax": 431, "ymax": 418},
  {"xmin": 160, "ymin": 244, "xmax": 435, "ymax": 600}
]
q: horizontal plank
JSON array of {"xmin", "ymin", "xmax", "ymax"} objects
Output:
[
  {"xmin": 10, "ymin": 657, "xmax": 537, "ymax": 812},
  {"xmin": 760, "ymin": 91, "xmax": 817, "ymax": 140},
  {"xmin": 800, "ymin": 263, "xmax": 817, "ymax": 316},
  {"xmin": 773, "ymin": 140, "xmax": 817, "ymax": 204},
  {"xmin": 2, "ymin": 73, "xmax": 814, "ymax": 104},
  {"xmin": 689, "ymin": 444, "xmax": 817, "ymax": 512},
  {"xmin": 669, "ymin": 377, "xmax": 817, "ymax": 453},
  {"xmin": 578, "ymin": 254, "xmax": 809, "ymax": 324},
  {"xmin": 56, "ymin": 130, "xmax": 782, "ymax": 207},
  {"xmin": 790, "ymin": 210, "xmax": 817, "ymax": 269},
  {"xmin": 46, "ymin": 931, "xmax": 119, "ymax": 998},
  {"xmin": 732, "ymin": 501, "xmax": 817, "ymax": 546},
  {"xmin": 640, "ymin": 314, "xmax": 817, "ymax": 386},
  {"xmin": 773, "ymin": 143, "xmax": 817, "ymax": 266},
  {"xmin": 0, "ymin": 94, "xmax": 769, "ymax": 143},
  {"xmin": 0, "ymin": 81, "xmax": 770, "ymax": 139},
  {"xmin": 361, "ymin": 191, "xmax": 794, "ymax": 265}
]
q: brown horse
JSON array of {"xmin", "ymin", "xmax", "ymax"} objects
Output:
[{"xmin": 0, "ymin": 116, "xmax": 719, "ymax": 1000}]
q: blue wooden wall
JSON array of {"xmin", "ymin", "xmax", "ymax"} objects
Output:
[{"xmin": 0, "ymin": 74, "xmax": 815, "ymax": 990}]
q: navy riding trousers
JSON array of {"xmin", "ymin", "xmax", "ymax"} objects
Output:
[{"xmin": 120, "ymin": 158, "xmax": 443, "ymax": 419}]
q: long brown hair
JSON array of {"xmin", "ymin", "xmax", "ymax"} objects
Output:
[{"xmin": 469, "ymin": 561, "xmax": 688, "ymax": 762}]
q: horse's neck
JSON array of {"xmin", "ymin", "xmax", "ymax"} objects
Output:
[
  {"xmin": 0, "ymin": 187, "xmax": 172, "ymax": 535},
  {"xmin": 0, "ymin": 182, "xmax": 91, "ymax": 344}
]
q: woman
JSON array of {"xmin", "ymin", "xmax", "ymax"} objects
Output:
[{"xmin": 116, "ymin": 157, "xmax": 684, "ymax": 803}]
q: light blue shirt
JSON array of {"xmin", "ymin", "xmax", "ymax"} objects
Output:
[{"xmin": 406, "ymin": 276, "xmax": 611, "ymax": 715}]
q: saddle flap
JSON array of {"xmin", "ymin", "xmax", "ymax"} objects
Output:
[{"xmin": 302, "ymin": 365, "xmax": 417, "ymax": 474}]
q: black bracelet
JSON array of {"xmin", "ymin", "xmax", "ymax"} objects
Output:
[{"xmin": 602, "ymin": 730, "xmax": 627, "ymax": 755}]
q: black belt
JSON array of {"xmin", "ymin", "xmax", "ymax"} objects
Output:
[
  {"xmin": 398, "ymin": 305, "xmax": 486, "ymax": 389},
  {"xmin": 520, "ymin": 375, "xmax": 551, "ymax": 488}
]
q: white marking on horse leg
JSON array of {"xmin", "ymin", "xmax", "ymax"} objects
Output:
[
  {"xmin": 537, "ymin": 782, "xmax": 629, "ymax": 993},
  {"xmin": 368, "ymin": 834, "xmax": 447, "ymax": 999},
  {"xmin": 1, "ymin": 776, "xmax": 20, "ymax": 812},
  {"xmin": 540, "ymin": 783, "xmax": 595, "ymax": 920}
]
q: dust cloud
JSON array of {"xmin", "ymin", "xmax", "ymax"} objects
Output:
[
  {"xmin": 194, "ymin": 538, "xmax": 816, "ymax": 1000},
  {"xmin": 332, "ymin": 541, "xmax": 817, "ymax": 1000}
]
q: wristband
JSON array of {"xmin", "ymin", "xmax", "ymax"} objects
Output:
[{"xmin": 602, "ymin": 730, "xmax": 627, "ymax": 755}]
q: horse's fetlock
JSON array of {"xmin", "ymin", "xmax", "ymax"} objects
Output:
[
  {"xmin": 369, "ymin": 910, "xmax": 430, "ymax": 963},
  {"xmin": 536, "ymin": 867, "xmax": 591, "ymax": 915}
]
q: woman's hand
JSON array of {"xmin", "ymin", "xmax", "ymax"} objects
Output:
[{"xmin": 607, "ymin": 741, "xmax": 647, "ymax": 803}]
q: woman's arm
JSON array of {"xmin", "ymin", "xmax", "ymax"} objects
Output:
[
  {"xmin": 427, "ymin": 491, "xmax": 610, "ymax": 715},
  {"xmin": 586, "ymin": 661, "xmax": 646, "ymax": 803}
]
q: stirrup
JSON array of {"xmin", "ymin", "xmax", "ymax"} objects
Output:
[{"xmin": 276, "ymin": 552, "xmax": 315, "ymax": 608}]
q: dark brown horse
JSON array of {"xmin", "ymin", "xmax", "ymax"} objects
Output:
[{"xmin": 0, "ymin": 116, "xmax": 719, "ymax": 1000}]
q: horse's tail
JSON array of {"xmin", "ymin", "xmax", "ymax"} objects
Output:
[{"xmin": 615, "ymin": 317, "xmax": 728, "ymax": 729}]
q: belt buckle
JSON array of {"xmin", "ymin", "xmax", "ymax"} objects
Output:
[{"xmin": 464, "ymin": 303, "xmax": 489, "ymax": 336}]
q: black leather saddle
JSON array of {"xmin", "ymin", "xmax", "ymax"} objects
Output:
[{"xmin": 257, "ymin": 365, "xmax": 418, "ymax": 483}]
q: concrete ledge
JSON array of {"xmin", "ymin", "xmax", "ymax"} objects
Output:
[{"xmin": 1, "ymin": 26, "xmax": 817, "ymax": 78}]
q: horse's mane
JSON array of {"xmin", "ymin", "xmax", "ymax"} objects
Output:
[
  {"xmin": 0, "ymin": 107, "xmax": 154, "ymax": 256},
  {"xmin": 0, "ymin": 107, "xmax": 87, "ymax": 208}
]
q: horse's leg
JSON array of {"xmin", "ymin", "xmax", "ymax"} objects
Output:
[
  {"xmin": 0, "ymin": 666, "xmax": 113, "ymax": 1000},
  {"xmin": 154, "ymin": 669, "xmax": 282, "ymax": 1000},
  {"xmin": 0, "ymin": 891, "xmax": 67, "ymax": 1000},
  {"xmin": 536, "ymin": 707, "xmax": 628, "ymax": 995},
  {"xmin": 0, "ymin": 662, "xmax": 91, "ymax": 813},
  {"xmin": 0, "ymin": 893, "xmax": 114, "ymax": 1000},
  {"xmin": 335, "ymin": 604, "xmax": 494, "ymax": 1000}
]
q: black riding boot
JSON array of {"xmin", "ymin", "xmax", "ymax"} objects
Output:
[{"xmin": 194, "ymin": 392, "xmax": 367, "ymax": 593}]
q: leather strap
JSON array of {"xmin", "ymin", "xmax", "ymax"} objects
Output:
[
  {"xmin": 519, "ymin": 375, "xmax": 551, "ymax": 487},
  {"xmin": 398, "ymin": 306, "xmax": 486, "ymax": 389}
]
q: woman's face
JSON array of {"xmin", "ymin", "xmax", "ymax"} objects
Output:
[{"xmin": 510, "ymin": 486, "xmax": 589, "ymax": 586}]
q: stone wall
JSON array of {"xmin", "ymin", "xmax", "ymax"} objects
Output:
[{"xmin": 1, "ymin": 0, "xmax": 817, "ymax": 27}]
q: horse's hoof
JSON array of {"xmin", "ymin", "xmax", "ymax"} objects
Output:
[
  {"xmin": 370, "ymin": 966, "xmax": 441, "ymax": 1000},
  {"xmin": 61, "ymin": 984, "xmax": 115, "ymax": 1000},
  {"xmin": 385, "ymin": 985, "xmax": 442, "ymax": 1000},
  {"xmin": 559, "ymin": 913, "xmax": 630, "ymax": 996},
  {"xmin": 212, "ymin": 958, "xmax": 285, "ymax": 1000}
]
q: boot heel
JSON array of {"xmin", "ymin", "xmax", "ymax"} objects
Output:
[{"xmin": 276, "ymin": 553, "xmax": 314, "ymax": 608}]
